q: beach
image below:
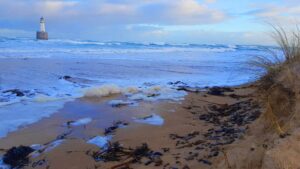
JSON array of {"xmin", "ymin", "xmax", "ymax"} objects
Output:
[{"xmin": 0, "ymin": 83, "xmax": 264, "ymax": 169}]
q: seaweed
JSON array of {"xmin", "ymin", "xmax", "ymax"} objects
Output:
[
  {"xmin": 90, "ymin": 142, "xmax": 163, "ymax": 169},
  {"xmin": 3, "ymin": 146, "xmax": 34, "ymax": 168},
  {"xmin": 104, "ymin": 121, "xmax": 129, "ymax": 135}
]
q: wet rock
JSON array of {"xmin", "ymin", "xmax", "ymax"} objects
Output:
[
  {"xmin": 207, "ymin": 86, "xmax": 233, "ymax": 96},
  {"xmin": 3, "ymin": 89, "xmax": 25, "ymax": 97},
  {"xmin": 60, "ymin": 75, "xmax": 72, "ymax": 80},
  {"xmin": 3, "ymin": 146, "xmax": 34, "ymax": 168},
  {"xmin": 168, "ymin": 81, "xmax": 187, "ymax": 86}
]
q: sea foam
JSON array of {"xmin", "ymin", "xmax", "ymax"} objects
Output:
[
  {"xmin": 87, "ymin": 135, "xmax": 112, "ymax": 149},
  {"xmin": 134, "ymin": 114, "xmax": 164, "ymax": 126},
  {"xmin": 84, "ymin": 84, "xmax": 122, "ymax": 97}
]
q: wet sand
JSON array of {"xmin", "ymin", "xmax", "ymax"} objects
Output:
[{"xmin": 0, "ymin": 85, "xmax": 260, "ymax": 169}]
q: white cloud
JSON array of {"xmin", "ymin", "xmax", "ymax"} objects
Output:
[
  {"xmin": 250, "ymin": 3, "xmax": 300, "ymax": 25},
  {"xmin": 0, "ymin": 0, "xmax": 228, "ymax": 25},
  {"xmin": 97, "ymin": 3, "xmax": 135, "ymax": 15},
  {"xmin": 164, "ymin": 0, "xmax": 226, "ymax": 24},
  {"xmin": 33, "ymin": 0, "xmax": 80, "ymax": 18},
  {"xmin": 205, "ymin": 0, "xmax": 217, "ymax": 4}
]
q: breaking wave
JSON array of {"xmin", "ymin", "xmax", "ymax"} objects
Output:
[{"xmin": 0, "ymin": 37, "xmax": 276, "ymax": 59}]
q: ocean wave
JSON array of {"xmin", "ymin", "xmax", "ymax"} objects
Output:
[{"xmin": 0, "ymin": 37, "xmax": 277, "ymax": 59}]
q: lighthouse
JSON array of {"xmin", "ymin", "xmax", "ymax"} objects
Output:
[{"xmin": 36, "ymin": 17, "xmax": 48, "ymax": 40}]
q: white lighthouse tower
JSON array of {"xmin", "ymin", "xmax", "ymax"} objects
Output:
[
  {"xmin": 40, "ymin": 17, "xmax": 46, "ymax": 32},
  {"xmin": 36, "ymin": 17, "xmax": 48, "ymax": 40}
]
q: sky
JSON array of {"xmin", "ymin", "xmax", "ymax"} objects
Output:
[{"xmin": 0, "ymin": 0, "xmax": 300, "ymax": 45}]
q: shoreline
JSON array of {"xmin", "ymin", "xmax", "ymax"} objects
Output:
[{"xmin": 0, "ymin": 84, "xmax": 261, "ymax": 169}]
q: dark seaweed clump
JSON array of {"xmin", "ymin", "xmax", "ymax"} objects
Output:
[
  {"xmin": 91, "ymin": 142, "xmax": 163, "ymax": 168},
  {"xmin": 3, "ymin": 146, "xmax": 34, "ymax": 168}
]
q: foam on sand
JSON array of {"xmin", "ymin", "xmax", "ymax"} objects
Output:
[
  {"xmin": 34, "ymin": 94, "xmax": 58, "ymax": 102},
  {"xmin": 129, "ymin": 85, "xmax": 187, "ymax": 102},
  {"xmin": 44, "ymin": 139, "xmax": 65, "ymax": 153},
  {"xmin": 0, "ymin": 100, "xmax": 65, "ymax": 138},
  {"xmin": 69, "ymin": 118, "xmax": 92, "ymax": 126},
  {"xmin": 84, "ymin": 84, "xmax": 121, "ymax": 97},
  {"xmin": 108, "ymin": 100, "xmax": 137, "ymax": 107},
  {"xmin": 134, "ymin": 114, "xmax": 164, "ymax": 126},
  {"xmin": 29, "ymin": 140, "xmax": 64, "ymax": 158},
  {"xmin": 87, "ymin": 135, "xmax": 112, "ymax": 149}
]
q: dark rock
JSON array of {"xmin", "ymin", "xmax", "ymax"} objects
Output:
[
  {"xmin": 3, "ymin": 146, "xmax": 34, "ymax": 168},
  {"xmin": 60, "ymin": 75, "xmax": 72, "ymax": 80},
  {"xmin": 3, "ymin": 89, "xmax": 25, "ymax": 97}
]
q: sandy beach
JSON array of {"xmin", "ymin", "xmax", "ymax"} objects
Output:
[{"xmin": 0, "ymin": 84, "xmax": 263, "ymax": 169}]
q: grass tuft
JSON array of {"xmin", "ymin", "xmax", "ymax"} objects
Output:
[{"xmin": 251, "ymin": 25, "xmax": 300, "ymax": 136}]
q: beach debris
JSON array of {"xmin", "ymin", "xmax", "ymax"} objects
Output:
[
  {"xmin": 207, "ymin": 86, "xmax": 234, "ymax": 96},
  {"xmin": 176, "ymin": 86, "xmax": 202, "ymax": 93},
  {"xmin": 2, "ymin": 89, "xmax": 25, "ymax": 97},
  {"xmin": 56, "ymin": 130, "xmax": 72, "ymax": 140},
  {"xmin": 134, "ymin": 114, "xmax": 164, "ymax": 126},
  {"xmin": 90, "ymin": 142, "xmax": 163, "ymax": 168},
  {"xmin": 2, "ymin": 146, "xmax": 34, "ymax": 168},
  {"xmin": 31, "ymin": 159, "xmax": 47, "ymax": 168},
  {"xmin": 108, "ymin": 100, "xmax": 136, "ymax": 107},
  {"xmin": 198, "ymin": 159, "xmax": 212, "ymax": 165},
  {"xmin": 44, "ymin": 139, "xmax": 64, "ymax": 153},
  {"xmin": 168, "ymin": 96, "xmax": 261, "ymax": 166},
  {"xmin": 87, "ymin": 136, "xmax": 112, "ymax": 149},
  {"xmin": 65, "ymin": 117, "xmax": 92, "ymax": 127},
  {"xmin": 201, "ymin": 99, "xmax": 260, "ymax": 126},
  {"xmin": 170, "ymin": 131, "xmax": 200, "ymax": 142},
  {"xmin": 104, "ymin": 121, "xmax": 129, "ymax": 135}
]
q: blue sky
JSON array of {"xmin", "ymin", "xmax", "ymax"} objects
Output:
[{"xmin": 0, "ymin": 0, "xmax": 299, "ymax": 45}]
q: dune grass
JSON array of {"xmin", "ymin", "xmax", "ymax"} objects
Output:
[{"xmin": 251, "ymin": 25, "xmax": 300, "ymax": 136}]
